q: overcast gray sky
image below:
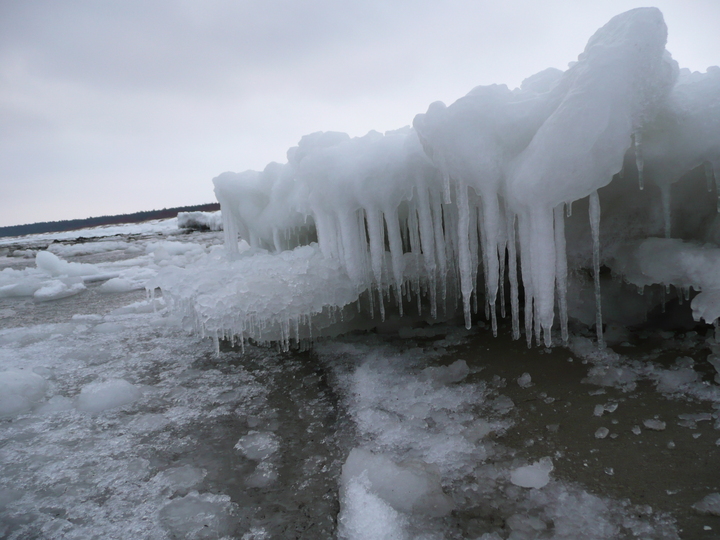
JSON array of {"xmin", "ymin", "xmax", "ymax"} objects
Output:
[{"xmin": 1, "ymin": 1, "xmax": 718, "ymax": 227}]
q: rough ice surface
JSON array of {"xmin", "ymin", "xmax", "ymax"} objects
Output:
[
  {"xmin": 177, "ymin": 211, "xmax": 223, "ymax": 231},
  {"xmin": 0, "ymin": 369, "xmax": 48, "ymax": 417},
  {"xmin": 153, "ymin": 7, "xmax": 720, "ymax": 351}
]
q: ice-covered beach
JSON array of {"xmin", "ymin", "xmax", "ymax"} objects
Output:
[{"xmin": 2, "ymin": 6, "xmax": 720, "ymax": 539}]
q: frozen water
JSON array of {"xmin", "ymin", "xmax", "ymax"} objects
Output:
[
  {"xmin": 0, "ymin": 369, "xmax": 47, "ymax": 417},
  {"xmin": 510, "ymin": 457, "xmax": 554, "ymax": 489},
  {"xmin": 692, "ymin": 492, "xmax": 720, "ymax": 516},
  {"xmin": 177, "ymin": 211, "xmax": 223, "ymax": 231},
  {"xmin": 75, "ymin": 378, "xmax": 142, "ymax": 414},
  {"xmin": 154, "ymin": 7, "xmax": 720, "ymax": 351}
]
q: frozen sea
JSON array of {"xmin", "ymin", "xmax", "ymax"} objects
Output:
[{"xmin": 1, "ymin": 219, "xmax": 719, "ymax": 539}]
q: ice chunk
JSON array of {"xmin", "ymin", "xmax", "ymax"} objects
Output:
[
  {"xmin": 158, "ymin": 491, "xmax": 237, "ymax": 539},
  {"xmin": 234, "ymin": 431, "xmax": 280, "ymax": 461},
  {"xmin": 98, "ymin": 277, "xmax": 141, "ymax": 293},
  {"xmin": 509, "ymin": 457, "xmax": 553, "ymax": 489},
  {"xmin": 177, "ymin": 211, "xmax": 223, "ymax": 231},
  {"xmin": 75, "ymin": 379, "xmax": 141, "ymax": 414},
  {"xmin": 0, "ymin": 370, "xmax": 47, "ymax": 417},
  {"xmin": 157, "ymin": 465, "xmax": 207, "ymax": 495},
  {"xmin": 517, "ymin": 372, "xmax": 532, "ymax": 388},
  {"xmin": 595, "ymin": 427, "xmax": 610, "ymax": 439},
  {"xmin": 643, "ymin": 419, "xmax": 667, "ymax": 431},
  {"xmin": 33, "ymin": 280, "xmax": 86, "ymax": 301},
  {"xmin": 420, "ymin": 360, "xmax": 470, "ymax": 384},
  {"xmin": 35, "ymin": 251, "xmax": 100, "ymax": 277},
  {"xmin": 338, "ymin": 473, "xmax": 409, "ymax": 540},
  {"xmin": 341, "ymin": 448, "xmax": 454, "ymax": 517},
  {"xmin": 692, "ymin": 493, "xmax": 720, "ymax": 516}
]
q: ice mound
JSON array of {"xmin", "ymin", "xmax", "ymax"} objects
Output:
[
  {"xmin": 152, "ymin": 244, "xmax": 361, "ymax": 349},
  {"xmin": 155, "ymin": 8, "xmax": 720, "ymax": 349},
  {"xmin": 0, "ymin": 370, "xmax": 47, "ymax": 417},
  {"xmin": 177, "ymin": 211, "xmax": 223, "ymax": 231},
  {"xmin": 35, "ymin": 250, "xmax": 100, "ymax": 278},
  {"xmin": 75, "ymin": 378, "xmax": 141, "ymax": 414},
  {"xmin": 339, "ymin": 473, "xmax": 410, "ymax": 540},
  {"xmin": 510, "ymin": 457, "xmax": 554, "ymax": 489},
  {"xmin": 341, "ymin": 448, "xmax": 454, "ymax": 517}
]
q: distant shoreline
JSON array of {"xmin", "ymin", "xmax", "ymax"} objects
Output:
[{"xmin": 0, "ymin": 203, "xmax": 220, "ymax": 238}]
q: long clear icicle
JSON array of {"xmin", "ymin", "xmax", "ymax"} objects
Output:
[
  {"xmin": 553, "ymin": 205, "xmax": 569, "ymax": 345},
  {"xmin": 505, "ymin": 205, "xmax": 520, "ymax": 340},
  {"xmin": 456, "ymin": 183, "xmax": 474, "ymax": 329},
  {"xmin": 589, "ymin": 191, "xmax": 604, "ymax": 348}
]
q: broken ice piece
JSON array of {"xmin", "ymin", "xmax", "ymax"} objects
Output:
[
  {"xmin": 632, "ymin": 426, "xmax": 642, "ymax": 435},
  {"xmin": 643, "ymin": 419, "xmax": 666, "ymax": 431},
  {"xmin": 595, "ymin": 427, "xmax": 610, "ymax": 439},
  {"xmin": 517, "ymin": 372, "xmax": 532, "ymax": 388},
  {"xmin": 510, "ymin": 457, "xmax": 553, "ymax": 489},
  {"xmin": 693, "ymin": 493, "xmax": 720, "ymax": 516}
]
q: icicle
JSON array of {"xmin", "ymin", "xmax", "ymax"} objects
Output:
[
  {"xmin": 589, "ymin": 191, "xmax": 604, "ymax": 349},
  {"xmin": 437, "ymin": 153, "xmax": 453, "ymax": 204},
  {"xmin": 455, "ymin": 184, "xmax": 474, "ymax": 329},
  {"xmin": 518, "ymin": 214, "xmax": 534, "ymax": 347},
  {"xmin": 365, "ymin": 207, "xmax": 386, "ymax": 321},
  {"xmin": 706, "ymin": 161, "xmax": 715, "ymax": 193},
  {"xmin": 416, "ymin": 186, "xmax": 438, "ymax": 319},
  {"xmin": 634, "ymin": 133, "xmax": 644, "ymax": 190},
  {"xmin": 660, "ymin": 184, "xmax": 671, "ymax": 238},
  {"xmin": 384, "ymin": 207, "xmax": 406, "ymax": 316},
  {"xmin": 684, "ymin": 286, "xmax": 691, "ymax": 302},
  {"xmin": 554, "ymin": 205, "xmax": 569, "ymax": 345},
  {"xmin": 566, "ymin": 201, "xmax": 572, "ymax": 218},
  {"xmin": 505, "ymin": 206, "xmax": 520, "ymax": 340},
  {"xmin": 491, "ymin": 307, "xmax": 497, "ymax": 337},
  {"xmin": 431, "ymin": 195, "xmax": 448, "ymax": 313}
]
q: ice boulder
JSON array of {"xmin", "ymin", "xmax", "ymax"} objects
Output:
[
  {"xmin": 510, "ymin": 457, "xmax": 554, "ymax": 489},
  {"xmin": 75, "ymin": 379, "xmax": 141, "ymax": 414},
  {"xmin": 341, "ymin": 448, "xmax": 454, "ymax": 518},
  {"xmin": 0, "ymin": 370, "xmax": 48, "ymax": 417}
]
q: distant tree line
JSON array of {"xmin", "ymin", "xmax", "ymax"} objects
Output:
[{"xmin": 0, "ymin": 203, "xmax": 221, "ymax": 238}]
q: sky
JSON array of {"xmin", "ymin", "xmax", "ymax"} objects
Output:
[{"xmin": 1, "ymin": 1, "xmax": 719, "ymax": 227}]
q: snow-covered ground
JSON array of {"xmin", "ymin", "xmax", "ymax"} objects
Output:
[{"xmin": 1, "ymin": 220, "xmax": 719, "ymax": 539}]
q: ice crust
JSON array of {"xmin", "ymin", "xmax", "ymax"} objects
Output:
[{"xmin": 154, "ymin": 8, "xmax": 720, "ymax": 348}]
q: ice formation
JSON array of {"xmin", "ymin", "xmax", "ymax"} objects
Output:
[{"xmin": 153, "ymin": 7, "xmax": 719, "ymax": 350}]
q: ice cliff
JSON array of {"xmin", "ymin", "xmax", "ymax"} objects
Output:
[{"xmin": 154, "ymin": 8, "xmax": 720, "ymax": 350}]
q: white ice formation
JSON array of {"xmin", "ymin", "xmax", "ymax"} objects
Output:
[{"xmin": 155, "ymin": 8, "xmax": 720, "ymax": 349}]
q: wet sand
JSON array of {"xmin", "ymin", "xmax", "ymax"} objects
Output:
[{"xmin": 448, "ymin": 324, "xmax": 720, "ymax": 539}]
